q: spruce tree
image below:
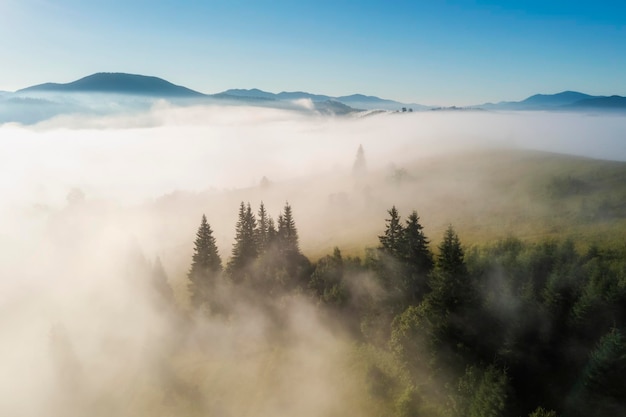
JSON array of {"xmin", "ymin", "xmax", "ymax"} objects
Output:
[
  {"xmin": 256, "ymin": 202, "xmax": 270, "ymax": 253},
  {"xmin": 267, "ymin": 217, "xmax": 277, "ymax": 244},
  {"xmin": 227, "ymin": 202, "xmax": 258, "ymax": 283},
  {"xmin": 427, "ymin": 225, "xmax": 470, "ymax": 312},
  {"xmin": 437, "ymin": 225, "xmax": 467, "ymax": 277},
  {"xmin": 379, "ymin": 206, "xmax": 404, "ymax": 257},
  {"xmin": 352, "ymin": 144, "xmax": 367, "ymax": 177},
  {"xmin": 423, "ymin": 225, "xmax": 479, "ymax": 366},
  {"xmin": 188, "ymin": 215, "xmax": 222, "ymax": 309},
  {"xmin": 277, "ymin": 202, "xmax": 299, "ymax": 255},
  {"xmin": 275, "ymin": 202, "xmax": 311, "ymax": 290},
  {"xmin": 402, "ymin": 211, "xmax": 433, "ymax": 272},
  {"xmin": 401, "ymin": 211, "xmax": 433, "ymax": 303}
]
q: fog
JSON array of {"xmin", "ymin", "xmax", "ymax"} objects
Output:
[{"xmin": 1, "ymin": 103, "xmax": 625, "ymax": 415}]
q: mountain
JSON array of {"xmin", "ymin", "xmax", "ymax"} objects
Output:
[
  {"xmin": 14, "ymin": 73, "xmax": 429, "ymax": 112},
  {"xmin": 481, "ymin": 91, "xmax": 601, "ymax": 110},
  {"xmin": 520, "ymin": 91, "xmax": 595, "ymax": 107},
  {"xmin": 277, "ymin": 91, "xmax": 333, "ymax": 101},
  {"xmin": 219, "ymin": 89, "xmax": 334, "ymax": 102},
  {"xmin": 2, "ymin": 74, "xmax": 374, "ymax": 124},
  {"xmin": 480, "ymin": 91, "xmax": 626, "ymax": 112},
  {"xmin": 18, "ymin": 72, "xmax": 206, "ymax": 98},
  {"xmin": 218, "ymin": 88, "xmax": 277, "ymax": 100},
  {"xmin": 336, "ymin": 93, "xmax": 428, "ymax": 111},
  {"xmin": 567, "ymin": 95, "xmax": 626, "ymax": 109},
  {"xmin": 218, "ymin": 88, "xmax": 426, "ymax": 111},
  {"xmin": 312, "ymin": 100, "xmax": 358, "ymax": 115}
]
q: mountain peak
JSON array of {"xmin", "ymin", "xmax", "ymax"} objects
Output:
[{"xmin": 18, "ymin": 72, "xmax": 206, "ymax": 97}]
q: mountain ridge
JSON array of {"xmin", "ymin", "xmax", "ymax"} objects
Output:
[
  {"xmin": 5, "ymin": 72, "xmax": 626, "ymax": 120},
  {"xmin": 218, "ymin": 88, "xmax": 426, "ymax": 111},
  {"xmin": 18, "ymin": 72, "xmax": 207, "ymax": 98},
  {"xmin": 479, "ymin": 90, "xmax": 626, "ymax": 111}
]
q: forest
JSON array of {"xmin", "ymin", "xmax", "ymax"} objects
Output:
[{"xmin": 101, "ymin": 198, "xmax": 626, "ymax": 417}]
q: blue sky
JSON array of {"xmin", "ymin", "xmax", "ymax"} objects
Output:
[{"xmin": 1, "ymin": 0, "xmax": 624, "ymax": 105}]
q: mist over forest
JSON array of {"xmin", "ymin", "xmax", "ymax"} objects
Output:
[{"xmin": 2, "ymin": 102, "xmax": 626, "ymax": 417}]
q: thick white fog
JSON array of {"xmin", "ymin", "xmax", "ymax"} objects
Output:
[
  {"xmin": 3, "ymin": 106, "xmax": 625, "ymax": 205},
  {"xmin": 1, "ymin": 103, "xmax": 625, "ymax": 415}
]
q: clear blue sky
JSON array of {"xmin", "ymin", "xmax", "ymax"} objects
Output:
[{"xmin": 1, "ymin": 0, "xmax": 625, "ymax": 105}]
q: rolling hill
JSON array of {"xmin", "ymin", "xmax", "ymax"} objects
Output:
[{"xmin": 18, "ymin": 72, "xmax": 207, "ymax": 98}]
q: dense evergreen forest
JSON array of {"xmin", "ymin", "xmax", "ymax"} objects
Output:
[{"xmin": 143, "ymin": 201, "xmax": 626, "ymax": 417}]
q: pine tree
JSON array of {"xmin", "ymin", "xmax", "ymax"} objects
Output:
[
  {"xmin": 402, "ymin": 211, "xmax": 434, "ymax": 273},
  {"xmin": 437, "ymin": 225, "xmax": 467, "ymax": 277},
  {"xmin": 256, "ymin": 202, "xmax": 270, "ymax": 253},
  {"xmin": 274, "ymin": 202, "xmax": 311, "ymax": 290},
  {"xmin": 400, "ymin": 211, "xmax": 433, "ymax": 303},
  {"xmin": 379, "ymin": 206, "xmax": 404, "ymax": 257},
  {"xmin": 427, "ymin": 225, "xmax": 470, "ymax": 312},
  {"xmin": 267, "ymin": 217, "xmax": 277, "ymax": 244},
  {"xmin": 422, "ymin": 225, "xmax": 479, "ymax": 366},
  {"xmin": 277, "ymin": 202, "xmax": 299, "ymax": 255},
  {"xmin": 227, "ymin": 202, "xmax": 258, "ymax": 283},
  {"xmin": 352, "ymin": 144, "xmax": 367, "ymax": 177},
  {"xmin": 188, "ymin": 215, "xmax": 222, "ymax": 309}
]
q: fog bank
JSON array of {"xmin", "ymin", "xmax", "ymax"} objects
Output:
[{"xmin": 1, "ymin": 104, "xmax": 625, "ymax": 415}]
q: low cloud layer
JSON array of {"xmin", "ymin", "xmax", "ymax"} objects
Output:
[
  {"xmin": 1, "ymin": 103, "xmax": 625, "ymax": 415},
  {"xmin": 3, "ymin": 105, "xmax": 625, "ymax": 205}
]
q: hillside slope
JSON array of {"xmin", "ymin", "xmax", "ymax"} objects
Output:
[{"xmin": 132, "ymin": 148, "xmax": 626, "ymax": 267}]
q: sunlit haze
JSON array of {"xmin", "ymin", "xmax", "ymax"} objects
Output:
[{"xmin": 2, "ymin": 2, "xmax": 626, "ymax": 417}]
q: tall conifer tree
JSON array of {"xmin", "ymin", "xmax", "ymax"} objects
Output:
[
  {"xmin": 402, "ymin": 211, "xmax": 434, "ymax": 274},
  {"xmin": 400, "ymin": 211, "xmax": 433, "ymax": 303},
  {"xmin": 437, "ymin": 225, "xmax": 467, "ymax": 277},
  {"xmin": 256, "ymin": 202, "xmax": 270, "ymax": 253},
  {"xmin": 227, "ymin": 202, "xmax": 258, "ymax": 282},
  {"xmin": 188, "ymin": 215, "xmax": 222, "ymax": 308},
  {"xmin": 352, "ymin": 144, "xmax": 367, "ymax": 177},
  {"xmin": 379, "ymin": 206, "xmax": 404, "ymax": 257},
  {"xmin": 277, "ymin": 202, "xmax": 299, "ymax": 255}
]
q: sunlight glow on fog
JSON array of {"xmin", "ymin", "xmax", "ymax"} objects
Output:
[{"xmin": 0, "ymin": 104, "xmax": 625, "ymax": 416}]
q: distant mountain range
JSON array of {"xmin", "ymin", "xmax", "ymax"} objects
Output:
[
  {"xmin": 14, "ymin": 72, "xmax": 424, "ymax": 111},
  {"xmin": 480, "ymin": 90, "xmax": 626, "ymax": 111},
  {"xmin": 217, "ymin": 88, "xmax": 428, "ymax": 111},
  {"xmin": 1, "ymin": 72, "xmax": 625, "ymax": 125}
]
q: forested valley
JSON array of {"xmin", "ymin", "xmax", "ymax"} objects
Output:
[{"xmin": 49, "ymin": 197, "xmax": 625, "ymax": 417}]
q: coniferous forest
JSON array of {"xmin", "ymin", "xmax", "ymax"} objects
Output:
[{"xmin": 128, "ymin": 199, "xmax": 626, "ymax": 417}]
